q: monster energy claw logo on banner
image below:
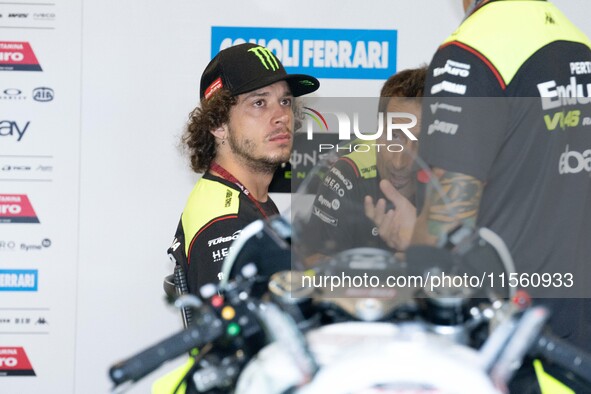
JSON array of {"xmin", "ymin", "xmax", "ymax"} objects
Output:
[{"xmin": 248, "ymin": 46, "xmax": 279, "ymax": 71}]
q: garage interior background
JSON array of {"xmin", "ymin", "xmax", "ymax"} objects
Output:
[{"xmin": 1, "ymin": 0, "xmax": 589, "ymax": 392}]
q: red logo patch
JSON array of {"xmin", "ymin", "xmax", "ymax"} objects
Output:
[
  {"xmin": 204, "ymin": 77, "xmax": 223, "ymax": 99},
  {"xmin": 0, "ymin": 194, "xmax": 40, "ymax": 223},
  {"xmin": 0, "ymin": 347, "xmax": 36, "ymax": 376},
  {"xmin": 0, "ymin": 42, "xmax": 42, "ymax": 72}
]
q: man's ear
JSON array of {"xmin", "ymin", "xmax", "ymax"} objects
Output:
[{"xmin": 210, "ymin": 124, "xmax": 227, "ymax": 140}]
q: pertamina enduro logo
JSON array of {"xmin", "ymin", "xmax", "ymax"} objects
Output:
[
  {"xmin": 0, "ymin": 194, "xmax": 40, "ymax": 223},
  {"xmin": 0, "ymin": 42, "xmax": 42, "ymax": 72},
  {"xmin": 211, "ymin": 27, "xmax": 397, "ymax": 80},
  {"xmin": 0, "ymin": 347, "xmax": 36, "ymax": 376}
]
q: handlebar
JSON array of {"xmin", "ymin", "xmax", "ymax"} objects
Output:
[
  {"xmin": 532, "ymin": 331, "xmax": 591, "ymax": 385},
  {"xmin": 109, "ymin": 305, "xmax": 223, "ymax": 387}
]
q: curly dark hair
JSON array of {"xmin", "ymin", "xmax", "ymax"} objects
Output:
[
  {"xmin": 378, "ymin": 66, "xmax": 428, "ymax": 113},
  {"xmin": 182, "ymin": 89, "xmax": 237, "ymax": 173}
]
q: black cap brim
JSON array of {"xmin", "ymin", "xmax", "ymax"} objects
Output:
[{"xmin": 231, "ymin": 73, "xmax": 320, "ymax": 98}]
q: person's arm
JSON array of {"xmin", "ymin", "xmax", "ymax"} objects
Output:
[
  {"xmin": 411, "ymin": 168, "xmax": 483, "ymax": 246},
  {"xmin": 185, "ymin": 216, "xmax": 249, "ymax": 294}
]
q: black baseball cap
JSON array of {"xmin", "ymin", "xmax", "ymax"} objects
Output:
[{"xmin": 200, "ymin": 43, "xmax": 320, "ymax": 100}]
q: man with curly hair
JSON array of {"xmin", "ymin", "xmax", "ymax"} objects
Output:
[{"xmin": 168, "ymin": 43, "xmax": 319, "ymax": 295}]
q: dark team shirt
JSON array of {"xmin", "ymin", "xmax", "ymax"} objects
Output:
[
  {"xmin": 420, "ymin": 0, "xmax": 591, "ymax": 342},
  {"xmin": 168, "ymin": 172, "xmax": 279, "ymax": 295},
  {"xmin": 303, "ymin": 145, "xmax": 391, "ymax": 257}
]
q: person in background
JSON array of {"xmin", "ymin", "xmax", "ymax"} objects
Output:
[
  {"xmin": 411, "ymin": 0, "xmax": 591, "ymax": 392},
  {"xmin": 304, "ymin": 67, "xmax": 426, "ymax": 260},
  {"xmin": 168, "ymin": 43, "xmax": 319, "ymax": 295}
]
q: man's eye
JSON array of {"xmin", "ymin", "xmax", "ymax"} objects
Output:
[
  {"xmin": 281, "ymin": 98, "xmax": 293, "ymax": 106},
  {"xmin": 253, "ymin": 100, "xmax": 265, "ymax": 107}
]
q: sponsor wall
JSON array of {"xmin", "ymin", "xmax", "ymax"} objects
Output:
[{"xmin": 0, "ymin": 0, "xmax": 588, "ymax": 392}]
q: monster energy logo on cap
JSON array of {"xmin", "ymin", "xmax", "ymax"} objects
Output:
[
  {"xmin": 200, "ymin": 42, "xmax": 320, "ymax": 99},
  {"xmin": 248, "ymin": 46, "xmax": 280, "ymax": 71}
]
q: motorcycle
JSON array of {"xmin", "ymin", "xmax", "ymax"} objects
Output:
[{"xmin": 108, "ymin": 215, "xmax": 591, "ymax": 393}]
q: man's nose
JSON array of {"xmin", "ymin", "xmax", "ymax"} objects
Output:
[{"xmin": 272, "ymin": 104, "xmax": 291, "ymax": 126}]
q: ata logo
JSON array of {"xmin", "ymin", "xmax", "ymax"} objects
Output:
[{"xmin": 32, "ymin": 87, "xmax": 53, "ymax": 102}]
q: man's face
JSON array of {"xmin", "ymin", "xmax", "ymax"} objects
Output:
[
  {"xmin": 375, "ymin": 97, "xmax": 421, "ymax": 200},
  {"xmin": 225, "ymin": 81, "xmax": 294, "ymax": 173}
]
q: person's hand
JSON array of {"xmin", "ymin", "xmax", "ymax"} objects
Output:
[{"xmin": 364, "ymin": 179, "xmax": 417, "ymax": 251}]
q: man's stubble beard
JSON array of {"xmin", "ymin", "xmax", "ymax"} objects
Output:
[{"xmin": 227, "ymin": 126, "xmax": 292, "ymax": 175}]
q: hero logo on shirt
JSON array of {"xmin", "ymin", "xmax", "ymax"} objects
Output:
[
  {"xmin": 212, "ymin": 247, "xmax": 231, "ymax": 262},
  {"xmin": 323, "ymin": 176, "xmax": 346, "ymax": 197},
  {"xmin": 0, "ymin": 194, "xmax": 40, "ymax": 223},
  {"xmin": 0, "ymin": 347, "xmax": 36, "ymax": 376},
  {"xmin": 211, "ymin": 27, "xmax": 397, "ymax": 80},
  {"xmin": 433, "ymin": 59, "xmax": 471, "ymax": 78},
  {"xmin": 0, "ymin": 42, "xmax": 42, "ymax": 72}
]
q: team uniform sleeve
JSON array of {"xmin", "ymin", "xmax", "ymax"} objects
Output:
[
  {"xmin": 419, "ymin": 44, "xmax": 510, "ymax": 181},
  {"xmin": 185, "ymin": 215, "xmax": 250, "ymax": 295}
]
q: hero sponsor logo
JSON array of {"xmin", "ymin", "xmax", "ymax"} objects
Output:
[
  {"xmin": 207, "ymin": 230, "xmax": 241, "ymax": 247},
  {"xmin": 212, "ymin": 27, "xmax": 397, "ymax": 80},
  {"xmin": 0, "ymin": 240, "xmax": 16, "ymax": 250},
  {"xmin": 323, "ymin": 175, "xmax": 346, "ymax": 197},
  {"xmin": 212, "ymin": 247, "xmax": 231, "ymax": 263},
  {"xmin": 427, "ymin": 120, "xmax": 459, "ymax": 136},
  {"xmin": 0, "ymin": 42, "xmax": 42, "ymax": 72},
  {"xmin": 0, "ymin": 347, "xmax": 36, "ymax": 376},
  {"xmin": 0, "ymin": 120, "xmax": 30, "ymax": 141},
  {"xmin": 559, "ymin": 146, "xmax": 591, "ymax": 175},
  {"xmin": 430, "ymin": 102, "xmax": 462, "ymax": 114},
  {"xmin": 430, "ymin": 80, "xmax": 467, "ymax": 95},
  {"xmin": 312, "ymin": 206, "xmax": 338, "ymax": 226},
  {"xmin": 329, "ymin": 167, "xmax": 353, "ymax": 190},
  {"xmin": 0, "ymin": 238, "xmax": 51, "ymax": 251},
  {"xmin": 537, "ymin": 77, "xmax": 591, "ymax": 110},
  {"xmin": 317, "ymin": 195, "xmax": 340, "ymax": 211},
  {"xmin": 0, "ymin": 269, "xmax": 38, "ymax": 291},
  {"xmin": 433, "ymin": 59, "xmax": 471, "ymax": 78},
  {"xmin": 0, "ymin": 194, "xmax": 40, "ymax": 224}
]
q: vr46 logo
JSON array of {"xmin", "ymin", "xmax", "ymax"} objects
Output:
[{"xmin": 544, "ymin": 110, "xmax": 580, "ymax": 131}]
